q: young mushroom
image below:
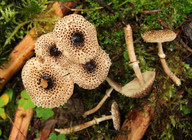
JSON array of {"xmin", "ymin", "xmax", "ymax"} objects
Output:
[
  {"xmin": 106, "ymin": 25, "xmax": 156, "ymax": 98},
  {"xmin": 22, "ymin": 57, "xmax": 74, "ymax": 108},
  {"xmin": 55, "ymin": 102, "xmax": 120, "ymax": 134},
  {"xmin": 141, "ymin": 29, "xmax": 181, "ymax": 86},
  {"xmin": 35, "ymin": 32, "xmax": 69, "ymax": 68},
  {"xmin": 54, "ymin": 14, "xmax": 100, "ymax": 64},
  {"xmin": 67, "ymin": 48, "xmax": 111, "ymax": 90}
]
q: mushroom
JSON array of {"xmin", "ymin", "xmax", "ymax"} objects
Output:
[
  {"xmin": 54, "ymin": 14, "xmax": 100, "ymax": 64},
  {"xmin": 67, "ymin": 48, "xmax": 111, "ymax": 89},
  {"xmin": 106, "ymin": 25, "xmax": 155, "ymax": 98},
  {"xmin": 55, "ymin": 102, "xmax": 120, "ymax": 134},
  {"xmin": 35, "ymin": 32, "xmax": 69, "ymax": 68},
  {"xmin": 141, "ymin": 29, "xmax": 181, "ymax": 86},
  {"xmin": 21, "ymin": 57, "xmax": 74, "ymax": 108}
]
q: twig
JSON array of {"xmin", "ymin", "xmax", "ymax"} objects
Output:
[
  {"xmin": 93, "ymin": 0, "xmax": 127, "ymax": 26},
  {"xmin": 177, "ymin": 37, "xmax": 192, "ymax": 53},
  {"xmin": 9, "ymin": 105, "xmax": 33, "ymax": 140},
  {"xmin": 139, "ymin": 9, "xmax": 162, "ymax": 14}
]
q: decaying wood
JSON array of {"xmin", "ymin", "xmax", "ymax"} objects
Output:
[
  {"xmin": 9, "ymin": 105, "xmax": 33, "ymax": 140},
  {"xmin": 34, "ymin": 119, "xmax": 57, "ymax": 140},
  {"xmin": 115, "ymin": 105, "xmax": 154, "ymax": 140},
  {"xmin": 0, "ymin": 1, "xmax": 75, "ymax": 92}
]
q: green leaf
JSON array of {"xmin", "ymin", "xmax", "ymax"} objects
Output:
[
  {"xmin": 21, "ymin": 90, "xmax": 30, "ymax": 99},
  {"xmin": 0, "ymin": 99, "xmax": 5, "ymax": 108},
  {"xmin": 42, "ymin": 108, "xmax": 54, "ymax": 120},
  {"xmin": 35, "ymin": 107, "xmax": 44, "ymax": 118},
  {"xmin": 0, "ymin": 108, "xmax": 5, "ymax": 115},
  {"xmin": 182, "ymin": 104, "xmax": 191, "ymax": 115},
  {"xmin": 5, "ymin": 88, "xmax": 13, "ymax": 102},
  {"xmin": 19, "ymin": 99, "xmax": 29, "ymax": 110},
  {"xmin": 47, "ymin": 133, "xmax": 57, "ymax": 140},
  {"xmin": 29, "ymin": 100, "xmax": 36, "ymax": 108},
  {"xmin": 0, "ymin": 129, "xmax": 2, "ymax": 136},
  {"xmin": 35, "ymin": 107, "xmax": 54, "ymax": 120},
  {"xmin": 58, "ymin": 134, "xmax": 67, "ymax": 140}
]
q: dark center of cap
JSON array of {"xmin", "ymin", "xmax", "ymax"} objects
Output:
[
  {"xmin": 71, "ymin": 32, "xmax": 84, "ymax": 47},
  {"xmin": 40, "ymin": 75, "xmax": 53, "ymax": 90},
  {"xmin": 49, "ymin": 45, "xmax": 61, "ymax": 57},
  {"xmin": 84, "ymin": 60, "xmax": 96, "ymax": 73}
]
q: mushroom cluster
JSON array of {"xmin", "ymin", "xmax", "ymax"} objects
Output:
[{"xmin": 21, "ymin": 14, "xmax": 111, "ymax": 108}]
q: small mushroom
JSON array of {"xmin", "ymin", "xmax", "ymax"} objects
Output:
[
  {"xmin": 35, "ymin": 32, "xmax": 69, "ymax": 68},
  {"xmin": 141, "ymin": 29, "xmax": 181, "ymax": 86},
  {"xmin": 55, "ymin": 102, "xmax": 120, "ymax": 134},
  {"xmin": 106, "ymin": 25, "xmax": 155, "ymax": 98},
  {"xmin": 22, "ymin": 57, "xmax": 74, "ymax": 108},
  {"xmin": 54, "ymin": 14, "xmax": 100, "ymax": 64},
  {"xmin": 67, "ymin": 48, "xmax": 111, "ymax": 89}
]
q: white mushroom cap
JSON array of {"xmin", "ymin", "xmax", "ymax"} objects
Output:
[
  {"xmin": 35, "ymin": 32, "xmax": 69, "ymax": 68},
  {"xmin": 22, "ymin": 57, "xmax": 74, "ymax": 108},
  {"xmin": 54, "ymin": 14, "xmax": 100, "ymax": 64},
  {"xmin": 68, "ymin": 48, "xmax": 111, "ymax": 89},
  {"xmin": 121, "ymin": 71, "xmax": 155, "ymax": 98},
  {"xmin": 141, "ymin": 29, "xmax": 177, "ymax": 43},
  {"xmin": 111, "ymin": 102, "xmax": 120, "ymax": 131}
]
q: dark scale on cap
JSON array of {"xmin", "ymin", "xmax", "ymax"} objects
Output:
[
  {"xmin": 49, "ymin": 45, "xmax": 61, "ymax": 57},
  {"xmin": 41, "ymin": 75, "xmax": 53, "ymax": 90},
  {"xmin": 84, "ymin": 60, "xmax": 96, "ymax": 73},
  {"xmin": 70, "ymin": 32, "xmax": 84, "ymax": 47}
]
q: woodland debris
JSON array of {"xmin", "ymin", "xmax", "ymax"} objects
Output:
[{"xmin": 115, "ymin": 105, "xmax": 154, "ymax": 140}]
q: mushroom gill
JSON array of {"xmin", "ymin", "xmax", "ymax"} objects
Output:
[{"xmin": 21, "ymin": 57, "xmax": 74, "ymax": 108}]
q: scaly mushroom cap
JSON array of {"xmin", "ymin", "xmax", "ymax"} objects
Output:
[
  {"xmin": 111, "ymin": 102, "xmax": 120, "ymax": 131},
  {"xmin": 35, "ymin": 32, "xmax": 69, "ymax": 68},
  {"xmin": 141, "ymin": 29, "xmax": 177, "ymax": 43},
  {"xmin": 22, "ymin": 57, "xmax": 74, "ymax": 108},
  {"xmin": 121, "ymin": 71, "xmax": 155, "ymax": 98},
  {"xmin": 54, "ymin": 14, "xmax": 100, "ymax": 64},
  {"xmin": 68, "ymin": 48, "xmax": 111, "ymax": 89}
]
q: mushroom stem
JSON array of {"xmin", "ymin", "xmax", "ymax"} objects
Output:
[
  {"xmin": 157, "ymin": 43, "xmax": 181, "ymax": 86},
  {"xmin": 82, "ymin": 87, "xmax": 113, "ymax": 118},
  {"xmin": 160, "ymin": 58, "xmax": 181, "ymax": 86},
  {"xmin": 55, "ymin": 115, "xmax": 112, "ymax": 134},
  {"xmin": 157, "ymin": 43, "xmax": 166, "ymax": 58},
  {"xmin": 124, "ymin": 25, "xmax": 145, "ymax": 86}
]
